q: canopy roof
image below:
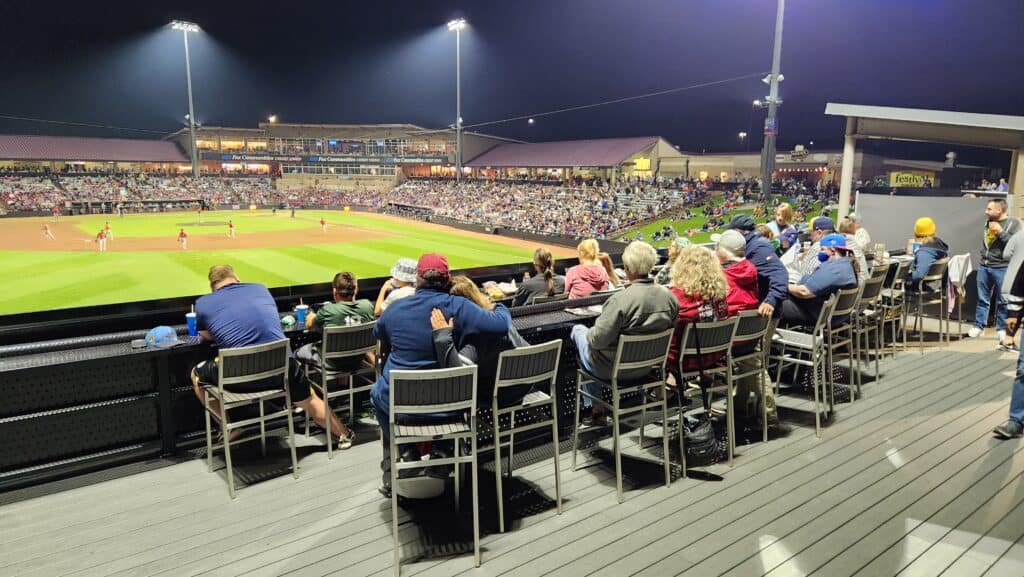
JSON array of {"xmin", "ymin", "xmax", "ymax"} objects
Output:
[
  {"xmin": 825, "ymin": 103, "xmax": 1024, "ymax": 150},
  {"xmin": 0, "ymin": 135, "xmax": 188, "ymax": 163},
  {"xmin": 466, "ymin": 136, "xmax": 673, "ymax": 168}
]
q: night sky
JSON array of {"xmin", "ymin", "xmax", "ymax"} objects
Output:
[{"xmin": 0, "ymin": 0, "xmax": 1021, "ymax": 165}]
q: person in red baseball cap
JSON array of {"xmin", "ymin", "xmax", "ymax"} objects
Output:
[{"xmin": 370, "ymin": 252, "xmax": 511, "ymax": 497}]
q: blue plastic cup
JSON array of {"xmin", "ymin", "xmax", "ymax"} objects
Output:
[
  {"xmin": 295, "ymin": 304, "xmax": 309, "ymax": 326},
  {"xmin": 185, "ymin": 312, "xmax": 197, "ymax": 337}
]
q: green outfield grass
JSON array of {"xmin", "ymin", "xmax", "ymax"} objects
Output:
[{"xmin": 0, "ymin": 210, "xmax": 537, "ymax": 315}]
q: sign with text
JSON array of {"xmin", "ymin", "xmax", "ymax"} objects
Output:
[{"xmin": 890, "ymin": 171, "xmax": 935, "ymax": 188}]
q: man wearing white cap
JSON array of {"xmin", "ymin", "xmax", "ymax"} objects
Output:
[
  {"xmin": 374, "ymin": 257, "xmax": 417, "ymax": 317},
  {"xmin": 848, "ymin": 213, "xmax": 871, "ymax": 251}
]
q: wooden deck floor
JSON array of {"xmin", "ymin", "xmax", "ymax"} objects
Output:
[{"xmin": 3, "ymin": 341, "xmax": 1024, "ymax": 577}]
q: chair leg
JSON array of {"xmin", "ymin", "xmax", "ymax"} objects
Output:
[
  {"xmin": 612, "ymin": 402, "xmax": 623, "ymax": 504},
  {"xmin": 391, "ymin": 435, "xmax": 400, "ymax": 577},
  {"xmin": 349, "ymin": 375, "xmax": 356, "ymax": 426},
  {"xmin": 259, "ymin": 399, "xmax": 267, "ymax": 457},
  {"xmin": 571, "ymin": 373, "xmax": 582, "ymax": 472},
  {"xmin": 324, "ymin": 377, "xmax": 333, "ymax": 461},
  {"xmin": 454, "ymin": 436, "xmax": 461, "ymax": 513},
  {"xmin": 286, "ymin": 395, "xmax": 299, "ymax": 478},
  {"xmin": 471, "ymin": 435, "xmax": 481, "ymax": 568},
  {"xmin": 813, "ymin": 350, "xmax": 821, "ymax": 438},
  {"xmin": 550, "ymin": 405, "xmax": 562, "ymax": 515},
  {"xmin": 640, "ymin": 398, "xmax": 647, "ymax": 449},
  {"xmin": 677, "ymin": 394, "xmax": 687, "ymax": 478},
  {"xmin": 760, "ymin": 359, "xmax": 768, "ymax": 444},
  {"xmin": 204, "ymin": 398, "xmax": 213, "ymax": 472},
  {"xmin": 508, "ymin": 431, "xmax": 515, "ymax": 479},
  {"xmin": 661, "ymin": 396, "xmax": 670, "ymax": 487},
  {"xmin": 918, "ymin": 293, "xmax": 924, "ymax": 352},
  {"xmin": 493, "ymin": 414, "xmax": 504, "ymax": 533},
  {"xmin": 222, "ymin": 404, "xmax": 235, "ymax": 499},
  {"xmin": 726, "ymin": 372, "xmax": 734, "ymax": 466}
]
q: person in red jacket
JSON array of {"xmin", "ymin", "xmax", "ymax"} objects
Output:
[
  {"xmin": 714, "ymin": 229, "xmax": 776, "ymax": 422},
  {"xmin": 666, "ymin": 245, "xmax": 730, "ymax": 379}
]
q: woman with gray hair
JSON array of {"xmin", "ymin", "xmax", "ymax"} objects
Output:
[{"xmin": 570, "ymin": 241, "xmax": 678, "ymax": 425}]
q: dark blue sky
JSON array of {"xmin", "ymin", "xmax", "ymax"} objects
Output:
[{"xmin": 0, "ymin": 0, "xmax": 1021, "ymax": 162}]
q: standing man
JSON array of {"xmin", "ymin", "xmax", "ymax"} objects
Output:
[
  {"xmin": 42, "ymin": 223, "xmax": 55, "ymax": 240},
  {"xmin": 228, "ymin": 220, "xmax": 235, "ymax": 239},
  {"xmin": 320, "ymin": 217, "xmax": 327, "ymax": 233},
  {"xmin": 96, "ymin": 229, "xmax": 107, "ymax": 252},
  {"xmin": 971, "ymin": 199, "xmax": 1020, "ymax": 349},
  {"xmin": 104, "ymin": 221, "xmax": 113, "ymax": 240},
  {"xmin": 178, "ymin": 228, "xmax": 189, "ymax": 250},
  {"xmin": 995, "ymin": 232, "xmax": 1024, "ymax": 439}
]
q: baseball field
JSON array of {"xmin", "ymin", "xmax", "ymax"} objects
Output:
[{"xmin": 0, "ymin": 210, "xmax": 576, "ymax": 315}]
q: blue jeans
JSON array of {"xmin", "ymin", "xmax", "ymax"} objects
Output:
[
  {"xmin": 571, "ymin": 324, "xmax": 603, "ymax": 408},
  {"xmin": 975, "ymin": 265, "xmax": 1008, "ymax": 331},
  {"xmin": 1011, "ymin": 345, "xmax": 1024, "ymax": 425}
]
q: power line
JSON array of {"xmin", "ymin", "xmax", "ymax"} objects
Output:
[
  {"xmin": 0, "ymin": 114, "xmax": 171, "ymax": 135},
  {"xmin": 414, "ymin": 71, "xmax": 768, "ymax": 134}
]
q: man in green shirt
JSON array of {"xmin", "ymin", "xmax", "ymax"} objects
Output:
[{"xmin": 296, "ymin": 271, "xmax": 375, "ymax": 372}]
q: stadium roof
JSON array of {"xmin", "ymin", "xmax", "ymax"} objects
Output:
[
  {"xmin": 466, "ymin": 136, "xmax": 678, "ymax": 168},
  {"xmin": 0, "ymin": 135, "xmax": 188, "ymax": 163},
  {"xmin": 824, "ymin": 103, "xmax": 1024, "ymax": 150}
]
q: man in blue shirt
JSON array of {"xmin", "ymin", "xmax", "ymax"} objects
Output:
[
  {"xmin": 724, "ymin": 214, "xmax": 789, "ymax": 317},
  {"xmin": 782, "ymin": 234, "xmax": 858, "ymax": 326},
  {"xmin": 370, "ymin": 253, "xmax": 511, "ymax": 495},
  {"xmin": 191, "ymin": 265, "xmax": 352, "ymax": 448}
]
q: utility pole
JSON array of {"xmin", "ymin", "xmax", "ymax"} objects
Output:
[{"xmin": 758, "ymin": 0, "xmax": 785, "ymax": 199}]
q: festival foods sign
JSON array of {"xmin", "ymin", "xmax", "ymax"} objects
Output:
[{"xmin": 889, "ymin": 171, "xmax": 934, "ymax": 188}]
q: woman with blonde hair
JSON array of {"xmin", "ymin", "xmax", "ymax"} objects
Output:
[
  {"xmin": 565, "ymin": 238, "xmax": 609, "ymax": 298},
  {"xmin": 666, "ymin": 245, "xmax": 731, "ymax": 374},
  {"xmin": 767, "ymin": 202, "xmax": 798, "ymax": 253}
]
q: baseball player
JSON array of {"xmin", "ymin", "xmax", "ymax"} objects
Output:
[
  {"xmin": 52, "ymin": 207, "xmax": 60, "ymax": 222},
  {"xmin": 96, "ymin": 229, "xmax": 107, "ymax": 252},
  {"xmin": 320, "ymin": 217, "xmax": 327, "ymax": 233},
  {"xmin": 42, "ymin": 223, "xmax": 55, "ymax": 240},
  {"xmin": 228, "ymin": 220, "xmax": 235, "ymax": 238},
  {"xmin": 178, "ymin": 228, "xmax": 188, "ymax": 250},
  {"xmin": 104, "ymin": 221, "xmax": 113, "ymax": 240}
]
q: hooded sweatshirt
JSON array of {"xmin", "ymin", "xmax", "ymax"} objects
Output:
[
  {"xmin": 565, "ymin": 263, "xmax": 610, "ymax": 298},
  {"xmin": 722, "ymin": 259, "xmax": 761, "ymax": 315},
  {"xmin": 909, "ymin": 237, "xmax": 950, "ymax": 290},
  {"xmin": 981, "ymin": 217, "xmax": 1021, "ymax": 268}
]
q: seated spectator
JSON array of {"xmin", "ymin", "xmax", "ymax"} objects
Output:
[
  {"xmin": 782, "ymin": 234, "xmax": 859, "ymax": 326},
  {"xmin": 190, "ymin": 265, "xmax": 353, "ymax": 448},
  {"xmin": 295, "ymin": 271, "xmax": 375, "ymax": 374},
  {"xmin": 654, "ymin": 237, "xmax": 691, "ymax": 285},
  {"xmin": 767, "ymin": 202, "xmax": 799, "ymax": 253},
  {"xmin": 908, "ymin": 217, "xmax": 949, "ymax": 292},
  {"xmin": 565, "ymin": 238, "xmax": 610, "ymax": 298},
  {"xmin": 837, "ymin": 218, "xmax": 869, "ymax": 286},
  {"xmin": 598, "ymin": 252, "xmax": 623, "ymax": 289},
  {"xmin": 666, "ymin": 245, "xmax": 731, "ymax": 379},
  {"xmin": 370, "ymin": 254, "xmax": 512, "ymax": 496},
  {"xmin": 374, "ymin": 258, "xmax": 417, "ymax": 316},
  {"xmin": 512, "ymin": 248, "xmax": 566, "ymax": 306},
  {"xmin": 723, "ymin": 214, "xmax": 789, "ymax": 318},
  {"xmin": 848, "ymin": 212, "xmax": 871, "ymax": 251},
  {"xmin": 570, "ymin": 241, "xmax": 677, "ymax": 425},
  {"xmin": 787, "ymin": 216, "xmax": 836, "ymax": 283}
]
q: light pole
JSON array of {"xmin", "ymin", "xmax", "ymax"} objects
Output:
[
  {"xmin": 172, "ymin": 20, "xmax": 201, "ymax": 179},
  {"xmin": 757, "ymin": 0, "xmax": 785, "ymax": 199},
  {"xmin": 447, "ymin": 18, "xmax": 466, "ymax": 181},
  {"xmin": 738, "ymin": 131, "xmax": 748, "ymax": 152}
]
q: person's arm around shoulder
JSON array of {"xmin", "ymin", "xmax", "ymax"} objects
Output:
[{"xmin": 452, "ymin": 297, "xmax": 511, "ymax": 334}]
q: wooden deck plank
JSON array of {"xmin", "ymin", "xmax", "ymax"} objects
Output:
[{"xmin": 940, "ymin": 499, "xmax": 1024, "ymax": 576}]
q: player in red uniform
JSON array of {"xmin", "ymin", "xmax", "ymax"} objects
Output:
[
  {"xmin": 52, "ymin": 207, "xmax": 60, "ymax": 222},
  {"xmin": 178, "ymin": 228, "xmax": 188, "ymax": 250},
  {"xmin": 228, "ymin": 220, "xmax": 235, "ymax": 238},
  {"xmin": 320, "ymin": 217, "xmax": 327, "ymax": 233},
  {"xmin": 96, "ymin": 229, "xmax": 107, "ymax": 252}
]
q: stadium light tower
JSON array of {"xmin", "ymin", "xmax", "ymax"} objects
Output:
[
  {"xmin": 758, "ymin": 0, "xmax": 786, "ymax": 199},
  {"xmin": 172, "ymin": 20, "xmax": 201, "ymax": 179},
  {"xmin": 447, "ymin": 18, "xmax": 467, "ymax": 181}
]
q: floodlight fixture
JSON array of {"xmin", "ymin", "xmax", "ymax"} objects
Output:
[
  {"xmin": 171, "ymin": 20, "xmax": 200, "ymax": 33},
  {"xmin": 446, "ymin": 18, "xmax": 467, "ymax": 31}
]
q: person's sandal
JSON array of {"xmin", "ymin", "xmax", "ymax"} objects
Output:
[{"xmin": 336, "ymin": 429, "xmax": 356, "ymax": 450}]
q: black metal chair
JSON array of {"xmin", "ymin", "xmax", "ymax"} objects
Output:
[
  {"xmin": 879, "ymin": 259, "xmax": 911, "ymax": 356},
  {"xmin": 489, "ymin": 339, "xmax": 563, "ymax": 532},
  {"xmin": 303, "ymin": 320, "xmax": 379, "ymax": 459},
  {"xmin": 571, "ymin": 327, "xmax": 675, "ymax": 503},
  {"xmin": 202, "ymin": 338, "xmax": 298, "ymax": 499},
  {"xmin": 825, "ymin": 285, "xmax": 863, "ymax": 401},
  {"xmin": 907, "ymin": 256, "xmax": 951, "ymax": 352},
  {"xmin": 728, "ymin": 311, "xmax": 776, "ymax": 443},
  {"xmin": 771, "ymin": 295, "xmax": 839, "ymax": 437},
  {"xmin": 388, "ymin": 366, "xmax": 480, "ymax": 575},
  {"xmin": 854, "ymin": 266, "xmax": 890, "ymax": 387}
]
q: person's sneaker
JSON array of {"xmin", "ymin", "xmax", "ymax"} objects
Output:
[
  {"xmin": 993, "ymin": 420, "xmax": 1024, "ymax": 439},
  {"xmin": 998, "ymin": 330, "xmax": 1007, "ymax": 343},
  {"xmin": 967, "ymin": 327, "xmax": 984, "ymax": 338},
  {"xmin": 999, "ymin": 341, "xmax": 1018, "ymax": 352}
]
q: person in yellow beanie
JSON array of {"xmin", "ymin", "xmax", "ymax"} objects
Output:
[{"xmin": 909, "ymin": 217, "xmax": 948, "ymax": 291}]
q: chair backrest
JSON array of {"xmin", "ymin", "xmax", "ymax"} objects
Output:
[
  {"xmin": 679, "ymin": 316, "xmax": 740, "ymax": 357},
  {"xmin": 217, "ymin": 338, "xmax": 290, "ymax": 390},
  {"xmin": 321, "ymin": 320, "xmax": 378, "ymax": 361},
  {"xmin": 859, "ymin": 267, "xmax": 888, "ymax": 304},
  {"xmin": 611, "ymin": 327, "xmax": 675, "ymax": 377},
  {"xmin": 949, "ymin": 253, "xmax": 973, "ymax": 289},
  {"xmin": 732, "ymin": 310, "xmax": 770, "ymax": 344},
  {"xmin": 494, "ymin": 339, "xmax": 562, "ymax": 392},
  {"xmin": 923, "ymin": 256, "xmax": 950, "ymax": 283},
  {"xmin": 529, "ymin": 292, "xmax": 569, "ymax": 305},
  {"xmin": 811, "ymin": 294, "xmax": 839, "ymax": 335},
  {"xmin": 832, "ymin": 285, "xmax": 862, "ymax": 319},
  {"xmin": 389, "ymin": 365, "xmax": 477, "ymax": 417},
  {"xmin": 886, "ymin": 259, "xmax": 911, "ymax": 290}
]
